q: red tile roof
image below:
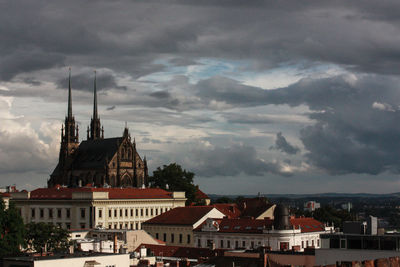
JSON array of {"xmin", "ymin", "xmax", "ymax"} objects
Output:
[
  {"xmin": 290, "ymin": 217, "xmax": 325, "ymax": 233},
  {"xmin": 238, "ymin": 197, "xmax": 274, "ymax": 218},
  {"xmin": 195, "ymin": 188, "xmax": 210, "ymax": 200},
  {"xmin": 212, "ymin": 203, "xmax": 241, "ymax": 219},
  {"xmin": 144, "ymin": 206, "xmax": 215, "ymax": 226},
  {"xmin": 135, "ymin": 243, "xmax": 225, "ymax": 259},
  {"xmin": 28, "ymin": 187, "xmax": 174, "ymax": 200}
]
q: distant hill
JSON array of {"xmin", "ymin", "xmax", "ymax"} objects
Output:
[{"xmin": 208, "ymin": 192, "xmax": 400, "ymax": 200}]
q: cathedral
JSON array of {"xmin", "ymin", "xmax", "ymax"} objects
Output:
[{"xmin": 48, "ymin": 71, "xmax": 148, "ymax": 188}]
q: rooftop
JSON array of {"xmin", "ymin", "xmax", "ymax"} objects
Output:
[
  {"xmin": 144, "ymin": 206, "xmax": 216, "ymax": 226},
  {"xmin": 20, "ymin": 187, "xmax": 176, "ymax": 200}
]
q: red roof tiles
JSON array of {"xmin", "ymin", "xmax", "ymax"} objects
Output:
[
  {"xmin": 290, "ymin": 217, "xmax": 325, "ymax": 233},
  {"xmin": 29, "ymin": 187, "xmax": 174, "ymax": 200},
  {"xmin": 195, "ymin": 188, "xmax": 210, "ymax": 200},
  {"xmin": 144, "ymin": 206, "xmax": 215, "ymax": 226},
  {"xmin": 212, "ymin": 203, "xmax": 241, "ymax": 219}
]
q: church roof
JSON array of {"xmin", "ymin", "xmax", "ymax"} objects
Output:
[{"xmin": 73, "ymin": 137, "xmax": 124, "ymax": 169}]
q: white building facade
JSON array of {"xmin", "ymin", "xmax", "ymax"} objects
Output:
[
  {"xmin": 194, "ymin": 217, "xmax": 334, "ymax": 252},
  {"xmin": 11, "ymin": 186, "xmax": 186, "ymax": 230}
]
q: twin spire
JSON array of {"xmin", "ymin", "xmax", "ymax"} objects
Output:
[{"xmin": 66, "ymin": 69, "xmax": 103, "ymax": 142}]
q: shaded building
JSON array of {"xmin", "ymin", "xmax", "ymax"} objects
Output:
[{"xmin": 48, "ymin": 71, "xmax": 148, "ymax": 188}]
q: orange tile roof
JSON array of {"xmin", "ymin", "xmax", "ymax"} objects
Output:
[
  {"xmin": 290, "ymin": 217, "xmax": 325, "ymax": 233},
  {"xmin": 144, "ymin": 206, "xmax": 215, "ymax": 226},
  {"xmin": 212, "ymin": 203, "xmax": 241, "ymax": 219},
  {"xmin": 195, "ymin": 188, "xmax": 210, "ymax": 200},
  {"xmin": 29, "ymin": 187, "xmax": 174, "ymax": 200}
]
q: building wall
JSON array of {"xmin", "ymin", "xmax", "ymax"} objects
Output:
[
  {"xmin": 12, "ymin": 197, "xmax": 185, "ymax": 230},
  {"xmin": 315, "ymin": 249, "xmax": 400, "ymax": 265},
  {"xmin": 143, "ymin": 225, "xmax": 194, "ymax": 247},
  {"xmin": 195, "ymin": 230, "xmax": 324, "ymax": 251},
  {"xmin": 143, "ymin": 208, "xmax": 226, "ymax": 247}
]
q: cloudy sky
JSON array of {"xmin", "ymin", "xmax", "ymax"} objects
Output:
[{"xmin": 2, "ymin": 0, "xmax": 400, "ymax": 194}]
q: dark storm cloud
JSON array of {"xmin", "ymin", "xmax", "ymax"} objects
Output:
[
  {"xmin": 56, "ymin": 72, "xmax": 126, "ymax": 92},
  {"xmin": 187, "ymin": 143, "xmax": 292, "ymax": 177},
  {"xmin": 270, "ymin": 132, "xmax": 300, "ymax": 155},
  {"xmin": 193, "ymin": 73, "xmax": 400, "ymax": 175},
  {"xmin": 2, "ymin": 0, "xmax": 400, "ymax": 81}
]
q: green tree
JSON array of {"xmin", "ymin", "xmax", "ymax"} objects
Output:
[
  {"xmin": 0, "ymin": 199, "xmax": 26, "ymax": 257},
  {"xmin": 25, "ymin": 222, "xmax": 70, "ymax": 254},
  {"xmin": 150, "ymin": 163, "xmax": 197, "ymax": 204}
]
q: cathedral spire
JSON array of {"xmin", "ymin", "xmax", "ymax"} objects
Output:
[
  {"xmin": 88, "ymin": 70, "xmax": 103, "ymax": 140},
  {"xmin": 67, "ymin": 68, "xmax": 72, "ymax": 119},
  {"xmin": 93, "ymin": 70, "xmax": 98, "ymax": 120}
]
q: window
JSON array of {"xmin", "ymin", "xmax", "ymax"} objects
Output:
[
  {"xmin": 125, "ymin": 209, "xmax": 128, "ymax": 217},
  {"xmin": 136, "ymin": 223, "xmax": 139, "ymax": 230},
  {"xmin": 227, "ymin": 240, "xmax": 231, "ymax": 248},
  {"xmin": 57, "ymin": 209, "xmax": 62, "ymax": 218},
  {"xmin": 198, "ymin": 239, "xmax": 201, "ymax": 247},
  {"xmin": 108, "ymin": 224, "xmax": 112, "ymax": 229},
  {"xmin": 40, "ymin": 209, "xmax": 44, "ymax": 218},
  {"xmin": 136, "ymin": 209, "xmax": 138, "ymax": 216},
  {"xmin": 156, "ymin": 233, "xmax": 159, "ymax": 239},
  {"xmin": 317, "ymin": 239, "xmax": 320, "ymax": 247},
  {"xmin": 301, "ymin": 241, "xmax": 304, "ymax": 248},
  {"xmin": 187, "ymin": 234, "xmax": 191, "ymax": 244},
  {"xmin": 151, "ymin": 208, "xmax": 153, "ymax": 216},
  {"xmin": 125, "ymin": 223, "xmax": 128, "ymax": 229},
  {"xmin": 155, "ymin": 209, "xmax": 158, "ymax": 216},
  {"xmin": 171, "ymin": 234, "xmax": 174, "ymax": 243},
  {"xmin": 235, "ymin": 241, "xmax": 239, "ymax": 248},
  {"xmin": 220, "ymin": 240, "xmax": 224, "ymax": 248},
  {"xmin": 179, "ymin": 234, "xmax": 182, "ymax": 243},
  {"xmin": 120, "ymin": 209, "xmax": 122, "ymax": 217},
  {"xmin": 109, "ymin": 210, "xmax": 112, "ymax": 218},
  {"xmin": 99, "ymin": 209, "xmax": 102, "ymax": 218},
  {"xmin": 251, "ymin": 241, "xmax": 254, "ymax": 248},
  {"xmin": 130, "ymin": 209, "xmax": 133, "ymax": 217},
  {"xmin": 146, "ymin": 208, "xmax": 148, "ymax": 216},
  {"xmin": 80, "ymin": 223, "xmax": 85, "ymax": 229},
  {"xmin": 242, "ymin": 241, "xmax": 246, "ymax": 247},
  {"xmin": 306, "ymin": 240, "xmax": 309, "ymax": 247},
  {"xmin": 66, "ymin": 209, "xmax": 70, "ymax": 219},
  {"xmin": 66, "ymin": 223, "xmax": 71, "ymax": 229},
  {"xmin": 114, "ymin": 209, "xmax": 117, "ymax": 217},
  {"xmin": 163, "ymin": 233, "xmax": 167, "ymax": 242},
  {"xmin": 119, "ymin": 223, "xmax": 123, "ymax": 229},
  {"xmin": 312, "ymin": 240, "xmax": 314, "ymax": 247},
  {"xmin": 48, "ymin": 209, "xmax": 53, "ymax": 218},
  {"xmin": 31, "ymin": 208, "xmax": 35, "ymax": 218},
  {"xmin": 80, "ymin": 208, "xmax": 86, "ymax": 219},
  {"xmin": 141, "ymin": 209, "xmax": 143, "ymax": 217}
]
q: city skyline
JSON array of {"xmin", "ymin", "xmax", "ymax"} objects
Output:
[{"xmin": 1, "ymin": 1, "xmax": 400, "ymax": 194}]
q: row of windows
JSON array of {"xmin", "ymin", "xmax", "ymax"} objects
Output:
[
  {"xmin": 103, "ymin": 207, "xmax": 170, "ymax": 219},
  {"xmin": 155, "ymin": 233, "xmax": 191, "ymax": 244},
  {"xmin": 197, "ymin": 238, "xmax": 320, "ymax": 249},
  {"xmin": 301, "ymin": 239, "xmax": 319, "ymax": 248},
  {"xmin": 31, "ymin": 208, "xmax": 72, "ymax": 219},
  {"xmin": 106, "ymin": 222, "xmax": 142, "ymax": 230}
]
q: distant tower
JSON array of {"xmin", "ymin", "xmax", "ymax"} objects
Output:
[{"xmin": 88, "ymin": 71, "xmax": 103, "ymax": 140}]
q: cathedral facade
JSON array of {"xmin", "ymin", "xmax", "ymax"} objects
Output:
[{"xmin": 48, "ymin": 71, "xmax": 148, "ymax": 188}]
